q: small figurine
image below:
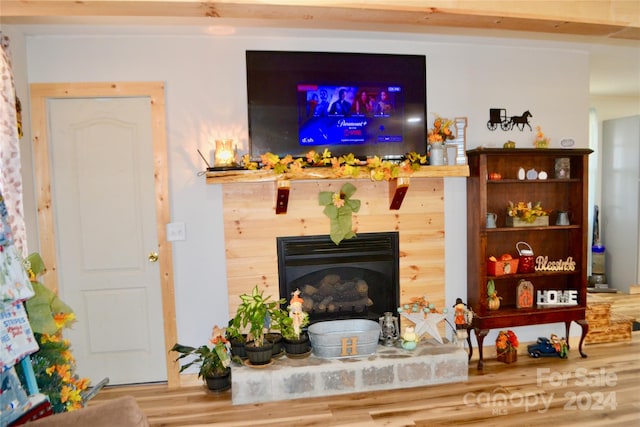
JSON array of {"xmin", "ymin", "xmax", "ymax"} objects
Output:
[
  {"xmin": 453, "ymin": 298, "xmax": 473, "ymax": 347},
  {"xmin": 534, "ymin": 125, "xmax": 550, "ymax": 148},
  {"xmin": 527, "ymin": 334, "xmax": 569, "ymax": 359},
  {"xmin": 401, "ymin": 326, "xmax": 418, "ymax": 350},
  {"xmin": 487, "ymin": 281, "xmax": 501, "ymax": 310},
  {"xmin": 559, "ymin": 337, "xmax": 569, "ymax": 359},
  {"xmin": 550, "ymin": 334, "xmax": 568, "ymax": 358},
  {"xmin": 288, "ymin": 289, "xmax": 306, "ymax": 339}
]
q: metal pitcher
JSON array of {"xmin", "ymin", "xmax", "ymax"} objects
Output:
[
  {"xmin": 486, "ymin": 212, "xmax": 497, "ymax": 228},
  {"xmin": 556, "ymin": 211, "xmax": 570, "ymax": 225}
]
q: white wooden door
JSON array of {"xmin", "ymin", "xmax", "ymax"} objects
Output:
[{"xmin": 47, "ymin": 97, "xmax": 167, "ymax": 385}]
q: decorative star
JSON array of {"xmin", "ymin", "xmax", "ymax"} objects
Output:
[{"xmin": 400, "ymin": 311, "xmax": 447, "ymax": 344}]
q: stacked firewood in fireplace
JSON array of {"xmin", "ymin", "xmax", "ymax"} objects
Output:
[{"xmin": 300, "ymin": 273, "xmax": 373, "ymax": 314}]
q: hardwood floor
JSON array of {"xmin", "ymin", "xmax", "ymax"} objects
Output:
[{"xmin": 90, "ymin": 294, "xmax": 640, "ymax": 426}]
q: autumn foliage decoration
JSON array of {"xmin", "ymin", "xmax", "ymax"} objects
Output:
[
  {"xmin": 496, "ymin": 330, "xmax": 519, "ymax": 363},
  {"xmin": 19, "ymin": 253, "xmax": 90, "ymax": 413}
]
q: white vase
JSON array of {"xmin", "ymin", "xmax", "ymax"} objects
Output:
[{"xmin": 429, "ymin": 143, "xmax": 444, "ymax": 165}]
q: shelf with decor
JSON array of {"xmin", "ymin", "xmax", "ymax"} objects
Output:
[
  {"xmin": 466, "ymin": 147, "xmax": 592, "ymax": 370},
  {"xmin": 487, "ymin": 270, "xmax": 581, "ymax": 280},
  {"xmin": 488, "ymin": 225, "xmax": 581, "ymax": 232},
  {"xmin": 205, "ymin": 164, "xmax": 469, "ymax": 184}
]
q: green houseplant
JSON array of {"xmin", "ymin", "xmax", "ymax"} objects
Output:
[
  {"xmin": 171, "ymin": 325, "xmax": 231, "ymax": 391},
  {"xmin": 230, "ymin": 286, "xmax": 285, "ymax": 365}
]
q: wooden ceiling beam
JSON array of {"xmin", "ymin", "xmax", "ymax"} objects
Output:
[{"xmin": 1, "ymin": 1, "xmax": 639, "ymax": 41}]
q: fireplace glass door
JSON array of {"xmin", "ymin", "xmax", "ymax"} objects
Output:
[{"xmin": 277, "ymin": 232, "xmax": 399, "ymax": 324}]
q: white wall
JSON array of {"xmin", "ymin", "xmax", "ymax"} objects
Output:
[
  {"xmin": 591, "ymin": 96, "xmax": 640, "ymax": 122},
  {"xmin": 587, "ymin": 96, "xmax": 640, "ymax": 270},
  {"xmin": 589, "ymin": 96, "xmax": 640, "ymax": 289},
  {"xmin": 5, "ymin": 24, "xmax": 591, "ymax": 347}
]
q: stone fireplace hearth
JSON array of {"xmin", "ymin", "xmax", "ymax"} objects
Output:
[
  {"xmin": 232, "ymin": 343, "xmax": 468, "ymax": 405},
  {"xmin": 211, "ymin": 169, "xmax": 470, "ymax": 405}
]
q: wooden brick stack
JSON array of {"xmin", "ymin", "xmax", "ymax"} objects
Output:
[{"xmin": 585, "ymin": 301, "xmax": 633, "ymax": 344}]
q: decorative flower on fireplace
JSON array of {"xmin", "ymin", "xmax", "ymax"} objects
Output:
[
  {"xmin": 427, "ymin": 115, "xmax": 455, "ymax": 145},
  {"xmin": 318, "ymin": 182, "xmax": 361, "ymax": 245}
]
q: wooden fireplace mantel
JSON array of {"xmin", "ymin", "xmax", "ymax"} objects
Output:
[
  {"xmin": 205, "ymin": 164, "xmax": 469, "ymax": 184},
  {"xmin": 207, "ymin": 165, "xmax": 469, "ymax": 211}
]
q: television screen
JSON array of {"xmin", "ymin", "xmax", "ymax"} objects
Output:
[{"xmin": 246, "ymin": 51, "xmax": 427, "ymax": 161}]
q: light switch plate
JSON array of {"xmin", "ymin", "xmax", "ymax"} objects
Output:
[{"xmin": 166, "ymin": 222, "xmax": 186, "ymax": 241}]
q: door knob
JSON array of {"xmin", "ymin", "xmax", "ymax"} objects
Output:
[{"xmin": 148, "ymin": 251, "xmax": 159, "ymax": 263}]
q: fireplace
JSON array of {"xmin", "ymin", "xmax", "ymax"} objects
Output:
[{"xmin": 276, "ymin": 232, "xmax": 399, "ymax": 324}]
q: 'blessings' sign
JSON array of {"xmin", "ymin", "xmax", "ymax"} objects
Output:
[{"xmin": 535, "ymin": 256, "xmax": 576, "ymax": 272}]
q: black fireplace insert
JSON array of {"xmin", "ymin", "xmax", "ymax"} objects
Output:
[{"xmin": 276, "ymin": 232, "xmax": 400, "ymax": 324}]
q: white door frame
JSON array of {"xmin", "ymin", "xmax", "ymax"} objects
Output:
[{"xmin": 29, "ymin": 82, "xmax": 179, "ymax": 387}]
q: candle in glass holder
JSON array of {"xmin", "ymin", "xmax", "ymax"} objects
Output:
[{"xmin": 214, "ymin": 139, "xmax": 236, "ymax": 167}]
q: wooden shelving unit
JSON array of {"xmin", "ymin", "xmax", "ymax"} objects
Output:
[{"xmin": 466, "ymin": 148, "xmax": 592, "ymax": 369}]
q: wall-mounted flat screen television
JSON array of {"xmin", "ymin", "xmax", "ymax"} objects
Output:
[{"xmin": 246, "ymin": 51, "xmax": 427, "ymax": 161}]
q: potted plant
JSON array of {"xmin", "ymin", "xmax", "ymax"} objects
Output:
[
  {"xmin": 225, "ymin": 318, "xmax": 247, "ymax": 360},
  {"xmin": 266, "ymin": 330, "xmax": 283, "ymax": 357},
  {"xmin": 171, "ymin": 325, "xmax": 232, "ymax": 391},
  {"xmin": 265, "ymin": 303, "xmax": 286, "ymax": 357},
  {"xmin": 231, "ymin": 285, "xmax": 284, "ymax": 365},
  {"xmin": 277, "ymin": 289, "xmax": 311, "ymax": 356}
]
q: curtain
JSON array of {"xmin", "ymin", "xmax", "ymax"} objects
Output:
[
  {"xmin": 0, "ymin": 32, "xmax": 28, "ymax": 258},
  {"xmin": 0, "ymin": 33, "xmax": 38, "ymax": 372}
]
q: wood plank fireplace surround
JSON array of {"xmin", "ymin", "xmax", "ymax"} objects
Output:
[
  {"xmin": 207, "ymin": 166, "xmax": 468, "ymax": 321},
  {"xmin": 207, "ymin": 166, "xmax": 469, "ymax": 404}
]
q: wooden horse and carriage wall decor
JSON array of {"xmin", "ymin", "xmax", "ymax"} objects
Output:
[{"xmin": 487, "ymin": 108, "xmax": 533, "ymax": 131}]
